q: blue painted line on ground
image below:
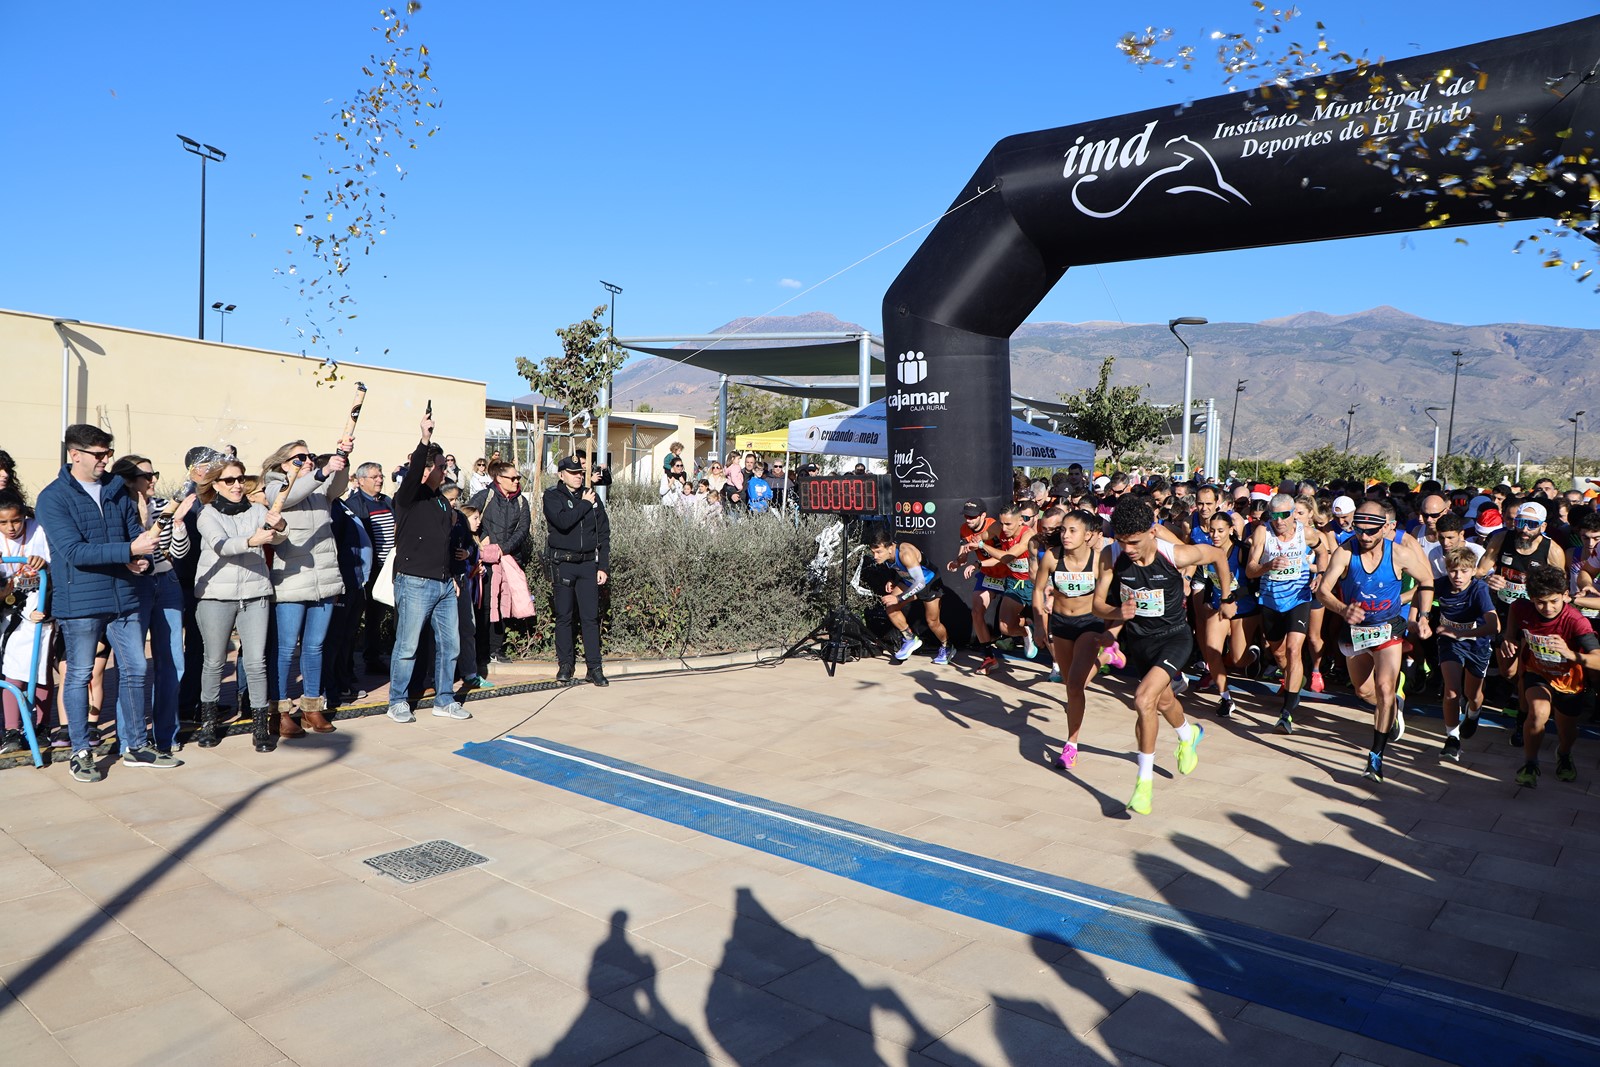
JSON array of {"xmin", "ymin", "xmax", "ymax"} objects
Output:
[{"xmin": 460, "ymin": 734, "xmax": 1600, "ymax": 1067}]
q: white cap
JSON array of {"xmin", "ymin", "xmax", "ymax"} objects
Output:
[
  {"xmin": 1517, "ymin": 500, "xmax": 1548, "ymax": 523},
  {"xmin": 1331, "ymin": 495, "xmax": 1356, "ymax": 515},
  {"xmin": 1093, "ymin": 475, "xmax": 1110, "ymax": 491}
]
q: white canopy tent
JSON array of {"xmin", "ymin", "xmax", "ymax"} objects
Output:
[{"xmin": 787, "ymin": 400, "xmax": 1095, "ymax": 469}]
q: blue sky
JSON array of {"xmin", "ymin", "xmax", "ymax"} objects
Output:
[{"xmin": 4, "ymin": 1, "xmax": 1596, "ymax": 402}]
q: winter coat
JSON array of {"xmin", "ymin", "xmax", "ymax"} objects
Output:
[
  {"xmin": 262, "ymin": 466, "xmax": 348, "ymax": 603},
  {"xmin": 468, "ymin": 485, "xmax": 532, "ymax": 563},
  {"xmin": 33, "ymin": 465, "xmax": 149, "ymax": 618},
  {"xmin": 194, "ymin": 502, "xmax": 275, "ymax": 602},
  {"xmin": 489, "ymin": 555, "xmax": 536, "ymax": 622}
]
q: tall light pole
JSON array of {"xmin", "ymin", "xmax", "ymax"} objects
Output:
[
  {"xmin": 1168, "ymin": 317, "xmax": 1207, "ymax": 479},
  {"xmin": 1423, "ymin": 406, "xmax": 1445, "ymax": 483},
  {"xmin": 597, "ymin": 280, "xmax": 623, "ymax": 499},
  {"xmin": 211, "ymin": 301, "xmax": 236, "ymax": 343},
  {"xmin": 1508, "ymin": 437, "xmax": 1522, "ymax": 486},
  {"xmin": 1225, "ymin": 378, "xmax": 1247, "ymax": 479},
  {"xmin": 1443, "ymin": 349, "xmax": 1465, "ymax": 468},
  {"xmin": 177, "ymin": 136, "xmax": 226, "ymax": 340},
  {"xmin": 1571, "ymin": 410, "xmax": 1587, "ymax": 485},
  {"xmin": 1344, "ymin": 403, "xmax": 1361, "ymax": 455},
  {"xmin": 53, "ymin": 318, "xmax": 81, "ymax": 466}
]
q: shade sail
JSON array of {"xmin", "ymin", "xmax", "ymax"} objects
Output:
[{"xmin": 787, "ymin": 401, "xmax": 1095, "ymax": 468}]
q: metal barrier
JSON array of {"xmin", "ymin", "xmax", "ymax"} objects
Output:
[{"xmin": 0, "ymin": 557, "xmax": 48, "ymax": 767}]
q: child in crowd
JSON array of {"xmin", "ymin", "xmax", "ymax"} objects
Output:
[
  {"xmin": 454, "ymin": 503, "xmax": 492, "ymax": 693},
  {"xmin": 0, "ymin": 493, "xmax": 51, "ymax": 754},
  {"xmin": 1500, "ymin": 563, "xmax": 1600, "ymax": 787},
  {"xmin": 1434, "ymin": 544, "xmax": 1498, "ymax": 762}
]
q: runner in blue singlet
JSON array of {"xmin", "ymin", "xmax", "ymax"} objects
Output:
[{"xmin": 867, "ymin": 527, "xmax": 951, "ymax": 665}]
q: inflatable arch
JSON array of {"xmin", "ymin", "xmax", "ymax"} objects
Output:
[{"xmin": 883, "ymin": 17, "xmax": 1600, "ymax": 562}]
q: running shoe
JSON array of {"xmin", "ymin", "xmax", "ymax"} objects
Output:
[
  {"xmin": 1245, "ymin": 645, "xmax": 1263, "ymax": 678},
  {"xmin": 1260, "ymin": 663, "xmax": 1282, "ymax": 685},
  {"xmin": 431, "ymin": 702, "xmax": 472, "ymax": 720},
  {"xmin": 1389, "ymin": 702, "xmax": 1406, "ymax": 743},
  {"xmin": 1047, "ymin": 667, "xmax": 1062, "ymax": 684},
  {"xmin": 932, "ymin": 645, "xmax": 952, "ymax": 666},
  {"xmin": 893, "ymin": 634, "xmax": 922, "ymax": 662},
  {"xmin": 1515, "ymin": 761, "xmax": 1540, "ymax": 788},
  {"xmin": 1055, "ymin": 742, "xmax": 1079, "ymax": 771},
  {"xmin": 1175, "ymin": 725, "xmax": 1204, "ymax": 775},
  {"xmin": 68, "ymin": 749, "xmax": 102, "ymax": 784},
  {"xmin": 122, "ymin": 746, "xmax": 182, "ymax": 769},
  {"xmin": 1510, "ymin": 716, "xmax": 1525, "ymax": 748},
  {"xmin": 1196, "ymin": 670, "xmax": 1215, "ymax": 692},
  {"xmin": 1362, "ymin": 750, "xmax": 1384, "ymax": 783},
  {"xmin": 1460, "ymin": 711, "xmax": 1480, "ymax": 741},
  {"xmin": 1217, "ymin": 693, "xmax": 1234, "ymax": 719},
  {"xmin": 1104, "ymin": 643, "xmax": 1126, "ymax": 670},
  {"xmin": 1275, "ymin": 713, "xmax": 1295, "ymax": 735},
  {"xmin": 1171, "ymin": 673, "xmax": 1189, "ymax": 697},
  {"xmin": 1127, "ymin": 777, "xmax": 1153, "ymax": 816},
  {"xmin": 1309, "ymin": 670, "xmax": 1325, "ymax": 694},
  {"xmin": 977, "ymin": 653, "xmax": 999, "ymax": 675},
  {"xmin": 1557, "ymin": 751, "xmax": 1577, "ymax": 782},
  {"xmin": 1441, "ymin": 736, "xmax": 1461, "ymax": 763},
  {"xmin": 1023, "ymin": 629, "xmax": 1039, "ymax": 660}
]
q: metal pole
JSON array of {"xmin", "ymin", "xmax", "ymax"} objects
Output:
[
  {"xmin": 1225, "ymin": 379, "xmax": 1246, "ymax": 477},
  {"xmin": 1431, "ymin": 425, "xmax": 1439, "ymax": 483},
  {"xmin": 1515, "ymin": 449, "xmax": 1523, "ymax": 485},
  {"xmin": 54, "ymin": 318, "xmax": 80, "ymax": 467},
  {"xmin": 597, "ymin": 280, "xmax": 622, "ymax": 504},
  {"xmin": 858, "ymin": 333, "xmax": 872, "ymax": 409},
  {"xmin": 1168, "ymin": 318, "xmax": 1206, "ymax": 481},
  {"xmin": 1571, "ymin": 411, "xmax": 1586, "ymax": 484},
  {"xmin": 1344, "ymin": 404, "xmax": 1359, "ymax": 454},
  {"xmin": 716, "ymin": 373, "xmax": 729, "ymax": 460},
  {"xmin": 1443, "ymin": 349, "xmax": 1463, "ymax": 466},
  {"xmin": 198, "ymin": 155, "xmax": 207, "ymax": 339}
]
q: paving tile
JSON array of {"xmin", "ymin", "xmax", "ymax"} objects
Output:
[
  {"xmin": 395, "ymin": 867, "xmax": 568, "ymax": 941},
  {"xmin": 51, "ymin": 848, "xmax": 211, "ymax": 907},
  {"xmin": 916, "ymin": 939, "xmax": 1136, "ymax": 1033},
  {"xmin": 637, "ymin": 902, "xmax": 824, "ymax": 987},
  {"xmin": 164, "ymin": 925, "xmax": 360, "ymax": 1018},
  {"xmin": 596, "ymin": 1032, "xmax": 722, "ymax": 1067},
  {"xmin": 1407, "ymin": 818, "xmax": 1562, "ymax": 866},
  {"xmin": 1364, "ymin": 862, "xmax": 1542, "ymax": 918},
  {"xmin": 91, "ymin": 783, "xmax": 223, "ymax": 827},
  {"xmin": 1235, "ymin": 1003, "xmax": 1459, "ymax": 1067},
  {"xmin": 922, "ymin": 1002, "xmax": 1148, "ymax": 1067},
  {"xmin": 53, "ymin": 987, "xmax": 285, "ymax": 1067},
  {"xmin": 1464, "ymin": 852, "xmax": 1600, "ymax": 898},
  {"xmin": 1096, "ymin": 990, "xmax": 1341, "ymax": 1067},
  {"xmin": 110, "ymin": 882, "xmax": 279, "ymax": 957},
  {"xmin": 255, "ymin": 878, "xmax": 424, "ymax": 950},
  {"xmin": 0, "ymin": 887, "xmax": 117, "ymax": 968},
  {"xmin": 315, "ymin": 780, "xmax": 436, "ymax": 819},
  {"xmin": 341, "ymin": 915, "xmax": 529, "ymax": 1006},
  {"xmin": 133, "ymin": 811, "xmax": 279, "ymax": 861},
  {"xmin": 260, "ymin": 811, "xmax": 406, "ymax": 858},
  {"xmin": 1503, "ymin": 953, "xmax": 1600, "ymax": 1015},
  {"xmin": 0, "ymin": 787, "xmax": 108, "ymax": 834},
  {"xmin": 433, "ymin": 968, "xmax": 656, "ymax": 1065},
  {"xmin": 249, "ymin": 975, "xmax": 479, "ymax": 1066},
  {"xmin": 435, "ymin": 1047, "xmax": 519, "ymax": 1067},
  {"xmin": 572, "ymin": 827, "xmax": 724, "ymax": 882},
  {"xmin": 780, "ymin": 897, "xmax": 971, "ymax": 973},
  {"xmin": 0, "ymin": 850, "xmax": 69, "ymax": 903},
  {"xmin": 535, "ymin": 864, "xmax": 704, "ymax": 928},
  {"xmin": 765, "ymin": 949, "xmax": 987, "ymax": 1050},
  {"xmin": 1264, "ymin": 866, "xmax": 1443, "ymax": 929},
  {"xmin": 188, "ymin": 839, "xmax": 339, "ymax": 898},
  {"xmin": 1312, "ymin": 909, "xmax": 1517, "ymax": 986},
  {"xmin": 11, "ymin": 815, "xmax": 159, "ymax": 868},
  {"xmin": 495, "ymin": 908, "xmax": 687, "ymax": 995},
  {"xmin": 1431, "ymin": 899, "xmax": 1600, "ymax": 961},
  {"xmin": 0, "ymin": 932, "xmax": 192, "ymax": 1032},
  {"xmin": 1156, "ymin": 872, "xmax": 1335, "ymax": 939}
]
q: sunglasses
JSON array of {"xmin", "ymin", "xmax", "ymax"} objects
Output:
[
  {"xmin": 135, "ymin": 470, "xmax": 159, "ymax": 481},
  {"xmin": 500, "ymin": 474, "xmax": 522, "ymax": 482},
  {"xmin": 74, "ymin": 447, "xmax": 114, "ymax": 460},
  {"xmin": 217, "ymin": 475, "xmax": 245, "ymax": 486},
  {"xmin": 1422, "ymin": 511, "xmax": 1445, "ymax": 519},
  {"xmin": 286, "ymin": 454, "xmax": 312, "ymax": 467},
  {"xmin": 1515, "ymin": 518, "xmax": 1543, "ymax": 530},
  {"xmin": 1268, "ymin": 510, "xmax": 1292, "ymax": 520}
]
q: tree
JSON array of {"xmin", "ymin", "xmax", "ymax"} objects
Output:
[
  {"xmin": 516, "ymin": 305, "xmax": 629, "ymax": 463},
  {"xmin": 1290, "ymin": 446, "xmax": 1394, "ymax": 486},
  {"xmin": 1439, "ymin": 454, "xmax": 1510, "ymax": 490},
  {"xmin": 724, "ymin": 385, "xmax": 844, "ymax": 440},
  {"xmin": 1057, "ymin": 357, "xmax": 1175, "ymax": 469}
]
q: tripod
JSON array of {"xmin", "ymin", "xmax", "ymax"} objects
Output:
[{"xmin": 785, "ymin": 515, "xmax": 882, "ymax": 676}]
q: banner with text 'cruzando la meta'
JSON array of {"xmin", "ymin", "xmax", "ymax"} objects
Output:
[{"xmin": 883, "ymin": 16, "xmax": 1600, "ymax": 564}]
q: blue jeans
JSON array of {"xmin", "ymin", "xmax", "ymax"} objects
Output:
[
  {"xmin": 275, "ymin": 598, "xmax": 335, "ymax": 701},
  {"xmin": 60, "ymin": 612, "xmax": 148, "ymax": 754},
  {"xmin": 143, "ymin": 569, "xmax": 186, "ymax": 750},
  {"xmin": 389, "ymin": 574, "xmax": 459, "ymax": 708}
]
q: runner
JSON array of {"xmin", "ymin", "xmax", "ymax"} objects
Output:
[
  {"xmin": 1295, "ymin": 496, "xmax": 1332, "ymax": 695},
  {"xmin": 1246, "ymin": 493, "xmax": 1330, "ymax": 734},
  {"xmin": 867, "ymin": 527, "xmax": 952, "ymax": 665},
  {"xmin": 1480, "ymin": 500, "xmax": 1567, "ymax": 745},
  {"xmin": 1434, "ymin": 545, "xmax": 1499, "ymax": 762},
  {"xmin": 1196, "ymin": 511, "xmax": 1260, "ymax": 718},
  {"xmin": 1499, "ymin": 563, "xmax": 1600, "ymax": 786},
  {"xmin": 1092, "ymin": 499, "xmax": 1233, "ymax": 815},
  {"xmin": 1317, "ymin": 502, "xmax": 1435, "ymax": 783},
  {"xmin": 1032, "ymin": 508, "xmax": 1105, "ymax": 771},
  {"xmin": 951, "ymin": 501, "xmax": 1034, "ymax": 672}
]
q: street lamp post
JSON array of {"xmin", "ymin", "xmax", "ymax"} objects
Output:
[
  {"xmin": 1571, "ymin": 411, "xmax": 1587, "ymax": 485},
  {"xmin": 211, "ymin": 302, "xmax": 236, "ymax": 343},
  {"xmin": 1344, "ymin": 403, "xmax": 1361, "ymax": 455},
  {"xmin": 1423, "ymin": 406, "xmax": 1445, "ymax": 484},
  {"xmin": 597, "ymin": 280, "xmax": 623, "ymax": 500},
  {"xmin": 1508, "ymin": 438, "xmax": 1522, "ymax": 486},
  {"xmin": 1443, "ymin": 349, "xmax": 1465, "ymax": 468},
  {"xmin": 53, "ymin": 318, "xmax": 81, "ymax": 466},
  {"xmin": 1225, "ymin": 378, "xmax": 1247, "ymax": 479},
  {"xmin": 1168, "ymin": 317, "xmax": 1208, "ymax": 480},
  {"xmin": 177, "ymin": 135, "xmax": 226, "ymax": 340}
]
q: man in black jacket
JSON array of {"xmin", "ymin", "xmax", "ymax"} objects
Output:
[
  {"xmin": 386, "ymin": 414, "xmax": 471, "ymax": 723},
  {"xmin": 469, "ymin": 461, "xmax": 532, "ymax": 666},
  {"xmin": 544, "ymin": 454, "xmax": 610, "ymax": 686}
]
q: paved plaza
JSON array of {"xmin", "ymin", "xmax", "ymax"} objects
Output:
[{"xmin": 1, "ymin": 651, "xmax": 1598, "ymax": 1066}]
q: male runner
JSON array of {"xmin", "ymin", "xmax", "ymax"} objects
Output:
[
  {"xmin": 1317, "ymin": 502, "xmax": 1435, "ymax": 783},
  {"xmin": 951, "ymin": 502, "xmax": 1034, "ymax": 672},
  {"xmin": 1093, "ymin": 499, "xmax": 1232, "ymax": 815},
  {"xmin": 1480, "ymin": 500, "xmax": 1566, "ymax": 744},
  {"xmin": 867, "ymin": 527, "xmax": 952, "ymax": 665},
  {"xmin": 1247, "ymin": 493, "xmax": 1330, "ymax": 733},
  {"xmin": 1499, "ymin": 563, "xmax": 1600, "ymax": 786}
]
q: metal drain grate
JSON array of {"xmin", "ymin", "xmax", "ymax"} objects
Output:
[{"xmin": 363, "ymin": 840, "xmax": 489, "ymax": 883}]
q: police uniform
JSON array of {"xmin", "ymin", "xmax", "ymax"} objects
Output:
[{"xmin": 543, "ymin": 456, "xmax": 611, "ymax": 685}]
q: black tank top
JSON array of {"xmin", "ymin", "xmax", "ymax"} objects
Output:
[
  {"xmin": 1110, "ymin": 539, "xmax": 1188, "ymax": 638},
  {"xmin": 1495, "ymin": 536, "xmax": 1552, "ymax": 605}
]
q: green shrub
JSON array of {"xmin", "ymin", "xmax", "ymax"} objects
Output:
[{"xmin": 500, "ymin": 499, "xmax": 845, "ymax": 660}]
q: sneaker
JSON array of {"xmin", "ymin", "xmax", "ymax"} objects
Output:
[
  {"xmin": 1055, "ymin": 741, "xmax": 1079, "ymax": 771},
  {"xmin": 1170, "ymin": 674, "xmax": 1189, "ymax": 697},
  {"xmin": 1047, "ymin": 667, "xmax": 1062, "ymax": 684},
  {"xmin": 1441, "ymin": 736, "xmax": 1461, "ymax": 763},
  {"xmin": 0, "ymin": 731, "xmax": 23, "ymax": 755},
  {"xmin": 1244, "ymin": 645, "xmax": 1262, "ymax": 678},
  {"xmin": 122, "ymin": 745, "xmax": 182, "ymax": 769},
  {"xmin": 1516, "ymin": 761, "xmax": 1540, "ymax": 788},
  {"xmin": 932, "ymin": 645, "xmax": 952, "ymax": 666},
  {"xmin": 1023, "ymin": 629, "xmax": 1039, "ymax": 659},
  {"xmin": 1388, "ymin": 704, "xmax": 1406, "ymax": 743},
  {"xmin": 490, "ymin": 653, "xmax": 515, "ymax": 666},
  {"xmin": 1362, "ymin": 750, "xmax": 1384, "ymax": 783},
  {"xmin": 1460, "ymin": 712, "xmax": 1480, "ymax": 741},
  {"xmin": 977, "ymin": 653, "xmax": 999, "ymax": 675},
  {"xmin": 1217, "ymin": 693, "xmax": 1234, "ymax": 719},
  {"xmin": 69, "ymin": 749, "xmax": 102, "ymax": 783},
  {"xmin": 1275, "ymin": 713, "xmax": 1295, "ymax": 735},
  {"xmin": 1196, "ymin": 670, "xmax": 1214, "ymax": 692},
  {"xmin": 1127, "ymin": 777, "xmax": 1154, "ymax": 816},
  {"xmin": 1557, "ymin": 752, "xmax": 1577, "ymax": 782},
  {"xmin": 1309, "ymin": 670, "xmax": 1325, "ymax": 694},
  {"xmin": 1175, "ymin": 725, "xmax": 1204, "ymax": 776},
  {"xmin": 387, "ymin": 703, "xmax": 416, "ymax": 724},
  {"xmin": 893, "ymin": 634, "xmax": 922, "ymax": 662},
  {"xmin": 1104, "ymin": 643, "xmax": 1126, "ymax": 670},
  {"xmin": 1510, "ymin": 720, "xmax": 1524, "ymax": 748},
  {"xmin": 470, "ymin": 676, "xmax": 496, "ymax": 690},
  {"xmin": 1260, "ymin": 663, "xmax": 1282, "ymax": 685},
  {"xmin": 431, "ymin": 702, "xmax": 472, "ymax": 720}
]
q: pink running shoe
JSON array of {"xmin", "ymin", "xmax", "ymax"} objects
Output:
[
  {"xmin": 1056, "ymin": 742, "xmax": 1079, "ymax": 771},
  {"xmin": 1104, "ymin": 643, "xmax": 1126, "ymax": 670},
  {"xmin": 1309, "ymin": 670, "xmax": 1325, "ymax": 694}
]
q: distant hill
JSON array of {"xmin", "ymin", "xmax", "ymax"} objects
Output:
[{"xmin": 610, "ymin": 308, "xmax": 1600, "ymax": 466}]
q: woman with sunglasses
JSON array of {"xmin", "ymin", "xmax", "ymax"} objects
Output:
[
  {"xmin": 194, "ymin": 459, "xmax": 284, "ymax": 751},
  {"xmin": 261, "ymin": 438, "xmax": 351, "ymax": 739},
  {"xmin": 468, "ymin": 457, "xmax": 493, "ymax": 497},
  {"xmin": 110, "ymin": 455, "xmax": 196, "ymax": 756}
]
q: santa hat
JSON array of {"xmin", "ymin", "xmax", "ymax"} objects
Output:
[{"xmin": 1250, "ymin": 483, "xmax": 1272, "ymax": 502}]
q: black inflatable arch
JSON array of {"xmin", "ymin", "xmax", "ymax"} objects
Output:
[{"xmin": 883, "ymin": 17, "xmax": 1600, "ymax": 563}]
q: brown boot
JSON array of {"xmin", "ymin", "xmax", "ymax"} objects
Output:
[
  {"xmin": 276, "ymin": 700, "xmax": 306, "ymax": 739},
  {"xmin": 300, "ymin": 695, "xmax": 336, "ymax": 733}
]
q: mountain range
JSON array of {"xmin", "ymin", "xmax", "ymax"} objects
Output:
[{"xmin": 608, "ymin": 308, "xmax": 1600, "ymax": 469}]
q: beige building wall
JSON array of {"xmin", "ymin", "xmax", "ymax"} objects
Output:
[{"xmin": 1, "ymin": 308, "xmax": 485, "ymax": 497}]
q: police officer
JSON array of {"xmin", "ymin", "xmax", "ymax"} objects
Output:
[{"xmin": 544, "ymin": 454, "xmax": 610, "ymax": 686}]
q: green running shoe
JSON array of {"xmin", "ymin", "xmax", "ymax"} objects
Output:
[
  {"xmin": 1556, "ymin": 752, "xmax": 1577, "ymax": 783},
  {"xmin": 1128, "ymin": 777, "xmax": 1153, "ymax": 816},
  {"xmin": 1175, "ymin": 725, "xmax": 1205, "ymax": 776},
  {"xmin": 1515, "ymin": 762, "xmax": 1541, "ymax": 788}
]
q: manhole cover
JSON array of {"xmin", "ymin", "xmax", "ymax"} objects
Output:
[{"xmin": 363, "ymin": 840, "xmax": 489, "ymax": 883}]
